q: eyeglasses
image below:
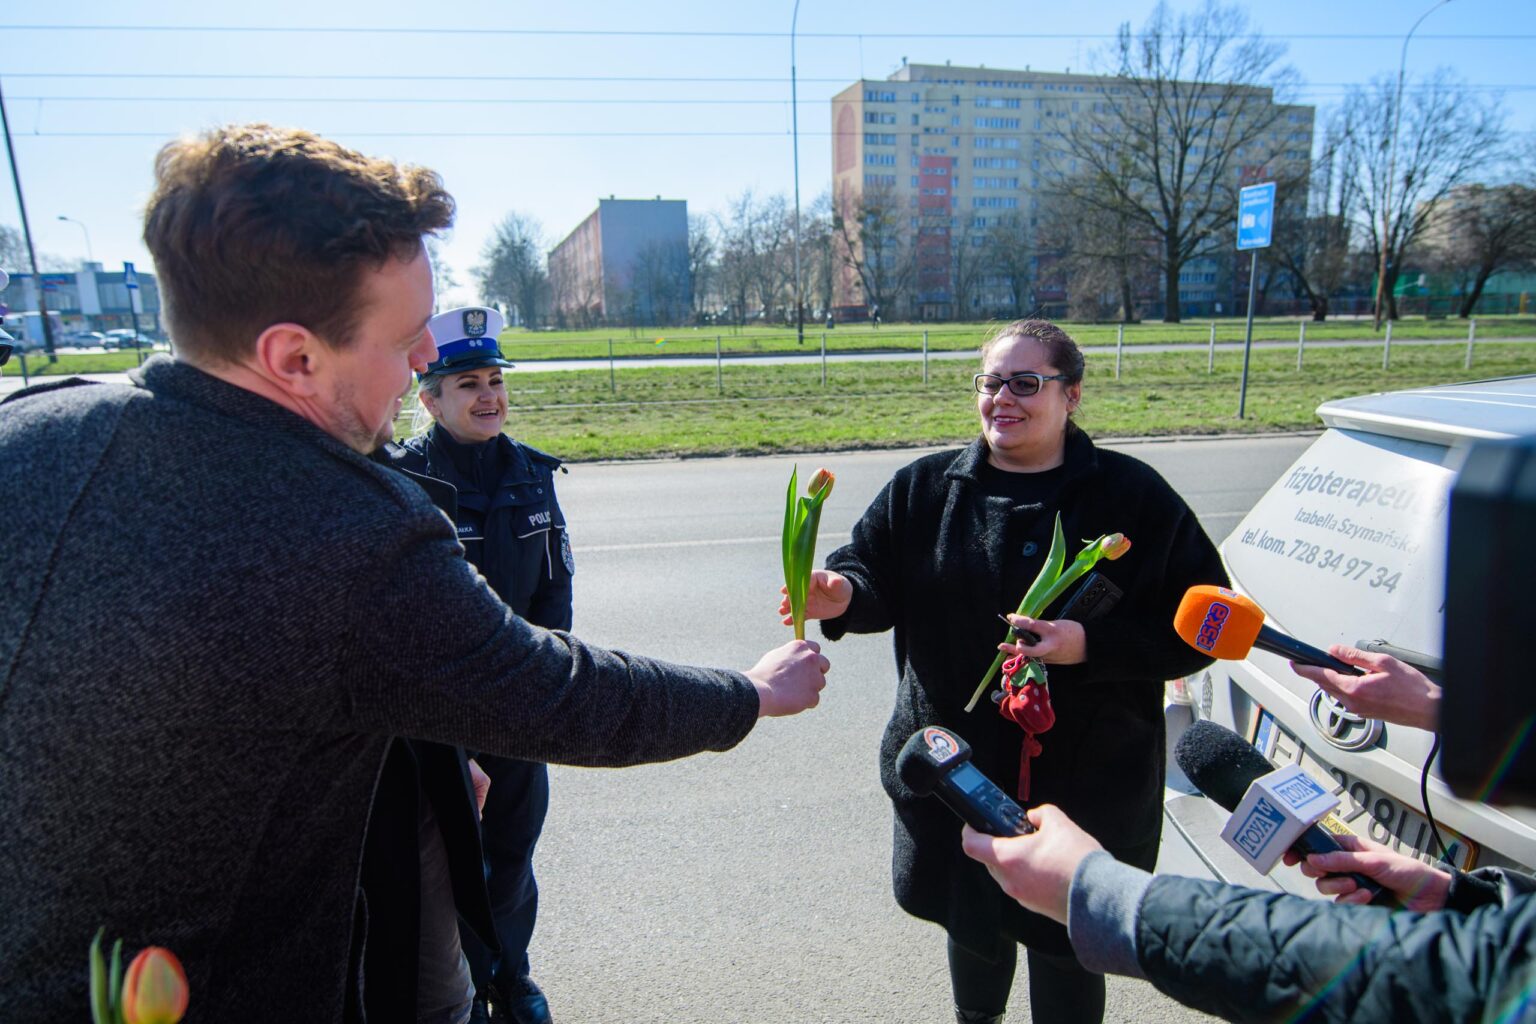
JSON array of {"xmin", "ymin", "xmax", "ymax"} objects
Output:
[{"xmin": 973, "ymin": 372, "xmax": 1071, "ymax": 397}]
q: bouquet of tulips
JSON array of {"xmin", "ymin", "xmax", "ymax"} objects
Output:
[
  {"xmin": 90, "ymin": 929, "xmax": 189, "ymax": 1024},
  {"xmin": 782, "ymin": 466, "xmax": 835, "ymax": 640},
  {"xmin": 964, "ymin": 514, "xmax": 1131, "ymax": 712}
]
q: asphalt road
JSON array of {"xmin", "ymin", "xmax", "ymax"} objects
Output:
[{"xmin": 530, "ymin": 434, "xmax": 1314, "ymax": 1024}]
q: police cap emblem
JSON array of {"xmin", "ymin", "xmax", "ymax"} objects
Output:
[{"xmin": 463, "ymin": 309, "xmax": 488, "ymax": 338}]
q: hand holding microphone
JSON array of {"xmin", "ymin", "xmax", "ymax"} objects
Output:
[
  {"xmin": 1173, "ymin": 585, "xmax": 1364, "ymax": 675},
  {"xmin": 1174, "ymin": 720, "xmax": 1394, "ymax": 905}
]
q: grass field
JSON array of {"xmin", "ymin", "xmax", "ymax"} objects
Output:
[
  {"xmin": 387, "ymin": 341, "xmax": 1536, "ymax": 462},
  {"xmin": 490, "ymin": 315, "xmax": 1536, "ymax": 361},
  {"xmin": 15, "ymin": 315, "xmax": 1535, "ymax": 376}
]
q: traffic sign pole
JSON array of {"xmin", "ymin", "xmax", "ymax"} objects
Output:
[
  {"xmin": 1235, "ymin": 182, "xmax": 1276, "ymax": 420},
  {"xmin": 1238, "ymin": 250, "xmax": 1258, "ymax": 419}
]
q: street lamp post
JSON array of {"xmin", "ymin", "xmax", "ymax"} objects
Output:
[
  {"xmin": 57, "ymin": 215, "xmax": 94, "ymax": 263},
  {"xmin": 791, "ymin": 0, "xmax": 805, "ymax": 346},
  {"xmin": 1373, "ymin": 0, "xmax": 1451, "ymax": 330}
]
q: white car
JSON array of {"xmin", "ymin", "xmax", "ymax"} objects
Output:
[{"xmin": 1166, "ymin": 375, "xmax": 1536, "ymax": 894}]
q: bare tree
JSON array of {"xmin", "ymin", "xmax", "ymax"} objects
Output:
[
  {"xmin": 832, "ymin": 180, "xmax": 915, "ymax": 320},
  {"xmin": 630, "ymin": 239, "xmax": 692, "ymax": 326},
  {"xmin": 476, "ymin": 213, "xmax": 547, "ymax": 328},
  {"xmin": 1269, "ymin": 114, "xmax": 1355, "ymax": 320},
  {"xmin": 424, "ymin": 237, "xmax": 459, "ymax": 306},
  {"xmin": 1054, "ymin": 1, "xmax": 1297, "ymax": 322},
  {"xmin": 1040, "ymin": 161, "xmax": 1160, "ymax": 322},
  {"xmin": 0, "ymin": 225, "xmax": 28, "ymax": 271},
  {"xmin": 801, "ymin": 191, "xmax": 837, "ymax": 322},
  {"xmin": 946, "ymin": 215, "xmax": 991, "ymax": 321},
  {"xmin": 983, "ymin": 215, "xmax": 1036, "ymax": 318},
  {"xmin": 1423, "ymin": 179, "xmax": 1536, "ymax": 319},
  {"xmin": 687, "ymin": 214, "xmax": 718, "ymax": 323},
  {"xmin": 1342, "ymin": 69, "xmax": 1504, "ymax": 324}
]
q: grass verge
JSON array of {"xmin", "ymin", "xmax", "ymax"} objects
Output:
[{"xmin": 392, "ymin": 342, "xmax": 1536, "ymax": 462}]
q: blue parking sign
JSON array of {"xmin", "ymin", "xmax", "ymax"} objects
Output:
[{"xmin": 1237, "ymin": 182, "xmax": 1276, "ymax": 251}]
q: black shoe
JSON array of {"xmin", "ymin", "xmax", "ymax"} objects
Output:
[
  {"xmin": 955, "ymin": 1009, "xmax": 1004, "ymax": 1024},
  {"xmin": 495, "ymin": 977, "xmax": 552, "ymax": 1024}
]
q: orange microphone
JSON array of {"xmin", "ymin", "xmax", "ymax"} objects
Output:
[{"xmin": 1173, "ymin": 585, "xmax": 1364, "ymax": 674}]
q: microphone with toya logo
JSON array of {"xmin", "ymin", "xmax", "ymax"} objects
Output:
[
  {"xmin": 1175, "ymin": 720, "xmax": 1390, "ymax": 904},
  {"xmin": 1173, "ymin": 585, "xmax": 1363, "ymax": 675},
  {"xmin": 897, "ymin": 727, "xmax": 1035, "ymax": 836}
]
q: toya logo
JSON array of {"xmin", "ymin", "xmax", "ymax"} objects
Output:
[
  {"xmin": 1233, "ymin": 796, "xmax": 1287, "ymax": 859},
  {"xmin": 1274, "ymin": 772, "xmax": 1327, "ymax": 810},
  {"xmin": 1195, "ymin": 602, "xmax": 1230, "ymax": 652}
]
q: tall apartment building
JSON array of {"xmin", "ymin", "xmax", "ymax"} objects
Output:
[
  {"xmin": 831, "ymin": 61, "xmax": 1314, "ymax": 319},
  {"xmin": 548, "ymin": 197, "xmax": 691, "ymax": 326}
]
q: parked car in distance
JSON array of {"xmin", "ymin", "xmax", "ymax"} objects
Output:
[
  {"xmin": 103, "ymin": 329, "xmax": 156, "ymax": 349},
  {"xmin": 66, "ymin": 331, "xmax": 110, "ymax": 348},
  {"xmin": 1166, "ymin": 375, "xmax": 1536, "ymax": 896}
]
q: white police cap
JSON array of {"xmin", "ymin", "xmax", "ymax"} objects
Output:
[{"xmin": 422, "ymin": 305, "xmax": 513, "ymax": 377}]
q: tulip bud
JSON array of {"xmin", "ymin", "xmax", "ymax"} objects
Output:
[
  {"xmin": 1100, "ymin": 533, "xmax": 1131, "ymax": 560},
  {"xmin": 121, "ymin": 947, "xmax": 189, "ymax": 1024},
  {"xmin": 807, "ymin": 467, "xmax": 835, "ymax": 499}
]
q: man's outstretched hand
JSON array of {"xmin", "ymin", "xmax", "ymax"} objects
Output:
[{"xmin": 745, "ymin": 639, "xmax": 830, "ymax": 718}]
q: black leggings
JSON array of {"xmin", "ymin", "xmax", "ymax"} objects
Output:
[{"xmin": 948, "ymin": 934, "xmax": 1105, "ymax": 1023}]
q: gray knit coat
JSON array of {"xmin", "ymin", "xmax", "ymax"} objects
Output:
[{"xmin": 0, "ymin": 358, "xmax": 758, "ymax": 1023}]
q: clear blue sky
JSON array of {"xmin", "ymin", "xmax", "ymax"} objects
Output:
[{"xmin": 2, "ymin": 0, "xmax": 1531, "ymax": 307}]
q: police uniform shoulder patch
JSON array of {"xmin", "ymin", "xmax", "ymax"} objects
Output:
[
  {"xmin": 463, "ymin": 309, "xmax": 488, "ymax": 338},
  {"xmin": 560, "ymin": 528, "xmax": 575, "ymax": 576}
]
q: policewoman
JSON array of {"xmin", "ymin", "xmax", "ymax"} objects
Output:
[{"xmin": 394, "ymin": 305, "xmax": 572, "ymax": 1024}]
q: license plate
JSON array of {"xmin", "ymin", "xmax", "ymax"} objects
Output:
[{"xmin": 1252, "ymin": 709, "xmax": 1477, "ymax": 870}]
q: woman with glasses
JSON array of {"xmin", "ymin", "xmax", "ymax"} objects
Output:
[{"xmin": 788, "ymin": 319, "xmax": 1225, "ymax": 1024}]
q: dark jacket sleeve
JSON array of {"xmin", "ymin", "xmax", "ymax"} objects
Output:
[
  {"xmin": 820, "ymin": 477, "xmax": 903, "ymax": 640},
  {"xmin": 346, "ymin": 510, "xmax": 759, "ymax": 765},
  {"xmin": 1445, "ymin": 866, "xmax": 1536, "ymax": 914},
  {"xmin": 1134, "ymin": 871, "xmax": 1536, "ymax": 1023},
  {"xmin": 1075, "ymin": 468, "xmax": 1228, "ymax": 686},
  {"xmin": 524, "ymin": 484, "xmax": 574, "ymax": 632}
]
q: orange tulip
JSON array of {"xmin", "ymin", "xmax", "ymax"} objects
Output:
[
  {"xmin": 121, "ymin": 947, "xmax": 188, "ymax": 1024},
  {"xmin": 1100, "ymin": 533, "xmax": 1132, "ymax": 560}
]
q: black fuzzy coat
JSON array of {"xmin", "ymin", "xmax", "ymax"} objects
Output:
[{"xmin": 823, "ymin": 430, "xmax": 1226, "ymax": 956}]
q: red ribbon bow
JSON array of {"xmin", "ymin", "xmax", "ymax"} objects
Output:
[{"xmin": 996, "ymin": 652, "xmax": 1055, "ymax": 801}]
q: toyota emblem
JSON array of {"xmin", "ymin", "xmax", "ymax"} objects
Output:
[{"xmin": 1308, "ymin": 689, "xmax": 1383, "ymax": 752}]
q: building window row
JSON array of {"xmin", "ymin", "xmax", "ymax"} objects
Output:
[
  {"xmin": 865, "ymin": 173, "xmax": 897, "ymax": 186},
  {"xmin": 975, "ymin": 97, "xmax": 1022, "ymax": 109},
  {"xmin": 973, "ymin": 156, "xmax": 1020, "ymax": 169},
  {"xmin": 865, "ymin": 152, "xmax": 896, "ymax": 166},
  {"xmin": 864, "ymin": 111, "xmax": 897, "ymax": 125},
  {"xmin": 973, "ymin": 176, "xmax": 1021, "ymax": 189},
  {"xmin": 864, "ymin": 133, "xmax": 897, "ymax": 145},
  {"xmin": 975, "ymin": 117, "xmax": 1021, "ymax": 129},
  {"xmin": 974, "ymin": 137, "xmax": 1022, "ymax": 150},
  {"xmin": 972, "ymin": 196, "xmax": 1020, "ymax": 209},
  {"xmin": 865, "ymin": 89, "xmax": 897, "ymax": 102}
]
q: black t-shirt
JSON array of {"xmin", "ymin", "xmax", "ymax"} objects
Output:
[{"xmin": 976, "ymin": 458, "xmax": 1071, "ymax": 623}]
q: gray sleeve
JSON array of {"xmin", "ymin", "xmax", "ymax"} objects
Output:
[
  {"xmin": 1068, "ymin": 850, "xmax": 1152, "ymax": 979},
  {"xmin": 346, "ymin": 517, "xmax": 760, "ymax": 766}
]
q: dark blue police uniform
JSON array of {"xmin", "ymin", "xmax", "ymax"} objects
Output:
[{"xmin": 396, "ymin": 306, "xmax": 572, "ymax": 1024}]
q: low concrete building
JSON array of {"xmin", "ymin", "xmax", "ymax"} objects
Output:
[{"xmin": 548, "ymin": 198, "xmax": 691, "ymax": 326}]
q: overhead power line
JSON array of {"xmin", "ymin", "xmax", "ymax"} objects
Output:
[
  {"xmin": 8, "ymin": 84, "xmax": 1531, "ymax": 106},
  {"xmin": 1, "ymin": 23, "xmax": 1534, "ymax": 41}
]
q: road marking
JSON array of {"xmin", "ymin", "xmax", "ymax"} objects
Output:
[{"xmin": 575, "ymin": 530, "xmax": 852, "ymax": 554}]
